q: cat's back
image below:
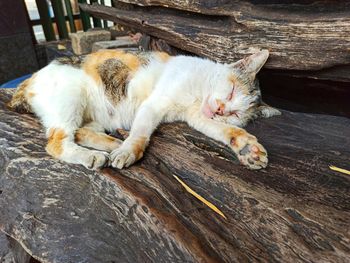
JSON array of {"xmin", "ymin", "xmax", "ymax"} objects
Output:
[
  {"xmin": 150, "ymin": 55, "xmax": 220, "ymax": 98},
  {"xmin": 82, "ymin": 50, "xmax": 170, "ymax": 81},
  {"xmin": 29, "ymin": 61, "xmax": 89, "ymax": 101},
  {"xmin": 157, "ymin": 55, "xmax": 219, "ymax": 84}
]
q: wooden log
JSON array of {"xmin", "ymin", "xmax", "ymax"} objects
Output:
[
  {"xmin": 80, "ymin": 2, "xmax": 350, "ymax": 73},
  {"xmin": 115, "ymin": 0, "xmax": 241, "ymax": 15},
  {"xmin": 0, "ymin": 89, "xmax": 349, "ymax": 262},
  {"xmin": 114, "ymin": 0, "xmax": 350, "ymax": 17}
]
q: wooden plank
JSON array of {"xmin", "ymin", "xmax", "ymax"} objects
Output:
[
  {"xmin": 100, "ymin": 0, "xmax": 109, "ymax": 28},
  {"xmin": 90, "ymin": 0, "xmax": 103, "ymax": 27},
  {"xmin": 64, "ymin": 0, "xmax": 77, "ymax": 32},
  {"xmin": 35, "ymin": 0, "xmax": 56, "ymax": 41},
  {"xmin": 51, "ymin": 0, "xmax": 69, "ymax": 39},
  {"xmin": 78, "ymin": 0, "xmax": 91, "ymax": 31},
  {"xmin": 30, "ymin": 14, "xmax": 81, "ymax": 26},
  {"xmin": 80, "ymin": 3, "xmax": 350, "ymax": 71},
  {"xmin": 0, "ymin": 88, "xmax": 349, "ymax": 262}
]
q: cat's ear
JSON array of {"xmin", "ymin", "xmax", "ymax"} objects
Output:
[
  {"xmin": 230, "ymin": 50, "xmax": 269, "ymax": 75},
  {"xmin": 257, "ymin": 102, "xmax": 281, "ymax": 118}
]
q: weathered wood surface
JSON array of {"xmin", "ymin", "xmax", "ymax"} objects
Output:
[
  {"xmin": 80, "ymin": 1, "xmax": 350, "ymax": 76},
  {"xmin": 0, "ymin": 88, "xmax": 350, "ymax": 262},
  {"xmin": 0, "ymin": 232, "xmax": 40, "ymax": 263},
  {"xmin": 114, "ymin": 0, "xmax": 350, "ymax": 17},
  {"xmin": 0, "ymin": 233, "xmax": 14, "ymax": 263}
]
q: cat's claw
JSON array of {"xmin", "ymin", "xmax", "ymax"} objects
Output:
[
  {"xmin": 109, "ymin": 147, "xmax": 136, "ymax": 169},
  {"xmin": 232, "ymin": 135, "xmax": 268, "ymax": 170}
]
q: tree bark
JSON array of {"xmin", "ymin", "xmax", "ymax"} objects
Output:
[{"xmin": 0, "ymin": 89, "xmax": 349, "ymax": 262}]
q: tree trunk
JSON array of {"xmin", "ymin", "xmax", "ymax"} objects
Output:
[{"xmin": 0, "ymin": 89, "xmax": 349, "ymax": 262}]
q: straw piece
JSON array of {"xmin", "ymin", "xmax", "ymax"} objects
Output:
[
  {"xmin": 172, "ymin": 174, "xmax": 227, "ymax": 220},
  {"xmin": 329, "ymin": 165, "xmax": 350, "ymax": 175}
]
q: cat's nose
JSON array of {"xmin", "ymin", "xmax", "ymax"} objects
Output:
[{"xmin": 215, "ymin": 102, "xmax": 225, "ymax": 116}]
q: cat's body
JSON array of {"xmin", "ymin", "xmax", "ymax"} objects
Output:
[{"xmin": 9, "ymin": 49, "xmax": 280, "ymax": 170}]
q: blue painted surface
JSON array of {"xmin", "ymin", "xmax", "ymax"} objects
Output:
[{"xmin": 0, "ymin": 74, "xmax": 32, "ymax": 88}]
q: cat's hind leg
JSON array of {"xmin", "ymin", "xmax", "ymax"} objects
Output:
[
  {"xmin": 26, "ymin": 63, "xmax": 109, "ymax": 169},
  {"xmin": 46, "ymin": 127, "xmax": 109, "ymax": 170},
  {"xmin": 75, "ymin": 122, "xmax": 122, "ymax": 152}
]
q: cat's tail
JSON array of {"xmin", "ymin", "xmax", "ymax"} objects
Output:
[{"xmin": 8, "ymin": 75, "xmax": 35, "ymax": 113}]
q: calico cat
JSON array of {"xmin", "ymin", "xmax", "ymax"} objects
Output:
[{"xmin": 9, "ymin": 49, "xmax": 280, "ymax": 170}]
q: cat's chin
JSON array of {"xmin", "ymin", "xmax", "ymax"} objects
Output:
[
  {"xmin": 201, "ymin": 98, "xmax": 215, "ymax": 119},
  {"xmin": 202, "ymin": 105, "xmax": 215, "ymax": 118}
]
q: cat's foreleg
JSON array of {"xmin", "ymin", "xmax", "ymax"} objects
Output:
[
  {"xmin": 75, "ymin": 122, "xmax": 122, "ymax": 152},
  {"xmin": 110, "ymin": 98, "xmax": 170, "ymax": 169},
  {"xmin": 185, "ymin": 107, "xmax": 268, "ymax": 170}
]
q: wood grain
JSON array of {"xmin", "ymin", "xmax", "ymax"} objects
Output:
[
  {"xmin": 0, "ymin": 88, "xmax": 349, "ymax": 262},
  {"xmin": 80, "ymin": 2, "xmax": 350, "ymax": 72},
  {"xmin": 113, "ymin": 0, "xmax": 350, "ymax": 17}
]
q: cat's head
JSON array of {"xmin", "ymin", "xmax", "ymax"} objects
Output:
[{"xmin": 202, "ymin": 50, "xmax": 280, "ymax": 127}]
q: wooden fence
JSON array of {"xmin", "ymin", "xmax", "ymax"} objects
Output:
[{"xmin": 29, "ymin": 0, "xmax": 110, "ymax": 41}]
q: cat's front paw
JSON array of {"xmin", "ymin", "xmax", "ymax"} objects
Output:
[
  {"xmin": 229, "ymin": 130, "xmax": 268, "ymax": 170},
  {"xmin": 109, "ymin": 137, "xmax": 147, "ymax": 169},
  {"xmin": 110, "ymin": 146, "xmax": 138, "ymax": 169}
]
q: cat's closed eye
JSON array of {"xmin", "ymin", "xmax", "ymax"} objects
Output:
[{"xmin": 227, "ymin": 87, "xmax": 234, "ymax": 100}]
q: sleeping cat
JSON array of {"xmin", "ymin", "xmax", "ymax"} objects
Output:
[{"xmin": 9, "ymin": 49, "xmax": 280, "ymax": 170}]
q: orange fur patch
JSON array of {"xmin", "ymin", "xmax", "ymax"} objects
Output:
[
  {"xmin": 24, "ymin": 74, "xmax": 37, "ymax": 100},
  {"xmin": 8, "ymin": 74, "xmax": 36, "ymax": 112},
  {"xmin": 224, "ymin": 127, "xmax": 247, "ymax": 147},
  {"xmin": 46, "ymin": 128, "xmax": 67, "ymax": 158},
  {"xmin": 228, "ymin": 74, "xmax": 237, "ymax": 84},
  {"xmin": 25, "ymin": 73, "xmax": 37, "ymax": 89},
  {"xmin": 82, "ymin": 50, "xmax": 141, "ymax": 84},
  {"xmin": 155, "ymin": 52, "xmax": 171, "ymax": 62},
  {"xmin": 132, "ymin": 136, "xmax": 147, "ymax": 160},
  {"xmin": 119, "ymin": 52, "xmax": 141, "ymax": 71},
  {"xmin": 75, "ymin": 128, "xmax": 120, "ymax": 151},
  {"xmin": 27, "ymin": 91, "xmax": 35, "ymax": 100},
  {"xmin": 215, "ymin": 99, "xmax": 225, "ymax": 114}
]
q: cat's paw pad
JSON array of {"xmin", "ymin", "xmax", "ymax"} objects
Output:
[
  {"xmin": 85, "ymin": 151, "xmax": 109, "ymax": 170},
  {"xmin": 233, "ymin": 136, "xmax": 268, "ymax": 170},
  {"xmin": 110, "ymin": 147, "xmax": 137, "ymax": 169}
]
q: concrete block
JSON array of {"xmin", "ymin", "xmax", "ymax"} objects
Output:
[
  {"xmin": 70, "ymin": 30, "xmax": 111, "ymax": 55},
  {"xmin": 92, "ymin": 36, "xmax": 138, "ymax": 52}
]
